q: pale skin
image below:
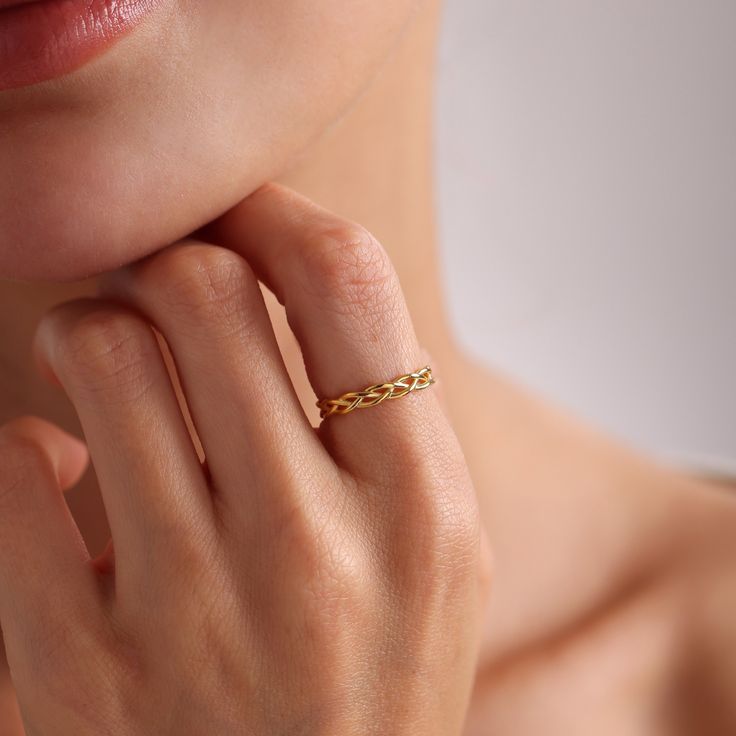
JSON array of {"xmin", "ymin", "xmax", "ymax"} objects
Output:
[{"xmin": 1, "ymin": 1, "xmax": 736, "ymax": 734}]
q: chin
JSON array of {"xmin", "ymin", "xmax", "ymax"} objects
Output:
[
  {"xmin": 0, "ymin": 161, "xmax": 262, "ymax": 283},
  {"xmin": 0, "ymin": 0, "xmax": 422, "ymax": 282},
  {"xmin": 1, "ymin": 196, "xmax": 189, "ymax": 284},
  {"xmin": 0, "ymin": 83, "xmax": 291, "ymax": 283},
  {"xmin": 0, "ymin": 149, "xmax": 274, "ymax": 284}
]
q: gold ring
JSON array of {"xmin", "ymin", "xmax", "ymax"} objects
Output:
[{"xmin": 316, "ymin": 366, "xmax": 436, "ymax": 419}]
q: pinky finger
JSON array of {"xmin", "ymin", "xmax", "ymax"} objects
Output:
[
  {"xmin": 0, "ymin": 417, "xmax": 98, "ymax": 669},
  {"xmin": 4, "ymin": 416, "xmax": 89, "ymax": 491}
]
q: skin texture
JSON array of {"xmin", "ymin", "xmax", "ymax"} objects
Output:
[
  {"xmin": 2, "ymin": 0, "xmax": 736, "ymax": 733},
  {"xmin": 0, "ymin": 184, "xmax": 486, "ymax": 734},
  {"xmin": 0, "ymin": 0, "xmax": 420, "ymax": 280}
]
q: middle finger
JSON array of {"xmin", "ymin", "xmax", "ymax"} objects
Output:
[{"xmin": 99, "ymin": 241, "xmax": 336, "ymax": 527}]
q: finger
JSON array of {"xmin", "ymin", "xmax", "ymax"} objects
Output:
[
  {"xmin": 201, "ymin": 183, "xmax": 445, "ymax": 476},
  {"xmin": 0, "ymin": 417, "xmax": 98, "ymax": 646},
  {"xmin": 33, "ymin": 299, "xmax": 213, "ymax": 584},
  {"xmin": 5, "ymin": 415, "xmax": 89, "ymax": 491},
  {"xmin": 97, "ymin": 242, "xmax": 336, "ymax": 526}
]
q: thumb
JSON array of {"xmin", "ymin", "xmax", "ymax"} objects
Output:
[{"xmin": 1, "ymin": 416, "xmax": 88, "ymax": 491}]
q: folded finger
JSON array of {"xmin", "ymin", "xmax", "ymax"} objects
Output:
[
  {"xmin": 97, "ymin": 242, "xmax": 335, "ymax": 529},
  {"xmin": 4, "ymin": 415, "xmax": 89, "ymax": 491},
  {"xmin": 33, "ymin": 299, "xmax": 213, "ymax": 587},
  {"xmin": 203, "ymin": 183, "xmax": 445, "ymax": 477}
]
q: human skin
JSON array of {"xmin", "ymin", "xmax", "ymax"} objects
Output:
[
  {"xmin": 0, "ymin": 183, "xmax": 486, "ymax": 733},
  {"xmin": 2, "ymin": 0, "xmax": 736, "ymax": 733},
  {"xmin": 0, "ymin": 0, "xmax": 422, "ymax": 281},
  {"xmin": 0, "ymin": 2, "xmax": 491, "ymax": 732}
]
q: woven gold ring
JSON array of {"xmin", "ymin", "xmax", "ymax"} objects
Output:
[{"xmin": 316, "ymin": 366, "xmax": 436, "ymax": 419}]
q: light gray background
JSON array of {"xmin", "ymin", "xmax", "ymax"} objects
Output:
[{"xmin": 435, "ymin": 1, "xmax": 736, "ymax": 475}]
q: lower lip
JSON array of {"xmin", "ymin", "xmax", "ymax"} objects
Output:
[{"xmin": 0, "ymin": 0, "xmax": 164, "ymax": 92}]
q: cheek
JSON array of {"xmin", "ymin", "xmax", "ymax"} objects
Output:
[{"xmin": 0, "ymin": 0, "xmax": 419, "ymax": 282}]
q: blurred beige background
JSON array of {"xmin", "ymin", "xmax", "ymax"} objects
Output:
[{"xmin": 435, "ymin": 1, "xmax": 736, "ymax": 475}]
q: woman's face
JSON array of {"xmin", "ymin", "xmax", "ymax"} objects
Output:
[{"xmin": 0, "ymin": 0, "xmax": 419, "ymax": 281}]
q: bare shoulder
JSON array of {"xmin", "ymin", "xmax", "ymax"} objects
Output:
[
  {"xmin": 464, "ymin": 475, "xmax": 736, "ymax": 736},
  {"xmin": 448, "ymin": 354, "xmax": 736, "ymax": 734},
  {"xmin": 664, "ymin": 477, "xmax": 736, "ymax": 734}
]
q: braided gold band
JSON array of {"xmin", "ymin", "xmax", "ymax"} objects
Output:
[{"xmin": 316, "ymin": 366, "xmax": 436, "ymax": 419}]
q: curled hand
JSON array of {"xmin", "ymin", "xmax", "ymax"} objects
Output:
[{"xmin": 0, "ymin": 184, "xmax": 486, "ymax": 735}]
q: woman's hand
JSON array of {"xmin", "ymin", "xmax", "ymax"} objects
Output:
[{"xmin": 0, "ymin": 183, "xmax": 487, "ymax": 735}]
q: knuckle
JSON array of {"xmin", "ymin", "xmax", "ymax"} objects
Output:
[
  {"xmin": 273, "ymin": 500, "xmax": 370, "ymax": 627},
  {"xmin": 150, "ymin": 244, "xmax": 259, "ymax": 334},
  {"xmin": 165, "ymin": 520, "xmax": 221, "ymax": 584},
  {"xmin": 401, "ymin": 449, "xmax": 480, "ymax": 574},
  {"xmin": 301, "ymin": 222, "xmax": 398, "ymax": 316},
  {"xmin": 26, "ymin": 617, "xmax": 122, "ymax": 721},
  {"xmin": 300, "ymin": 546, "xmax": 371, "ymax": 641},
  {"xmin": 421, "ymin": 492, "xmax": 479, "ymax": 570},
  {"xmin": 428, "ymin": 488, "xmax": 481, "ymax": 570},
  {"xmin": 55, "ymin": 310, "xmax": 157, "ymax": 404}
]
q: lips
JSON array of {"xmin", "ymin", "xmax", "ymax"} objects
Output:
[
  {"xmin": 0, "ymin": 0, "xmax": 165, "ymax": 91},
  {"xmin": 0, "ymin": 0, "xmax": 41, "ymax": 8}
]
